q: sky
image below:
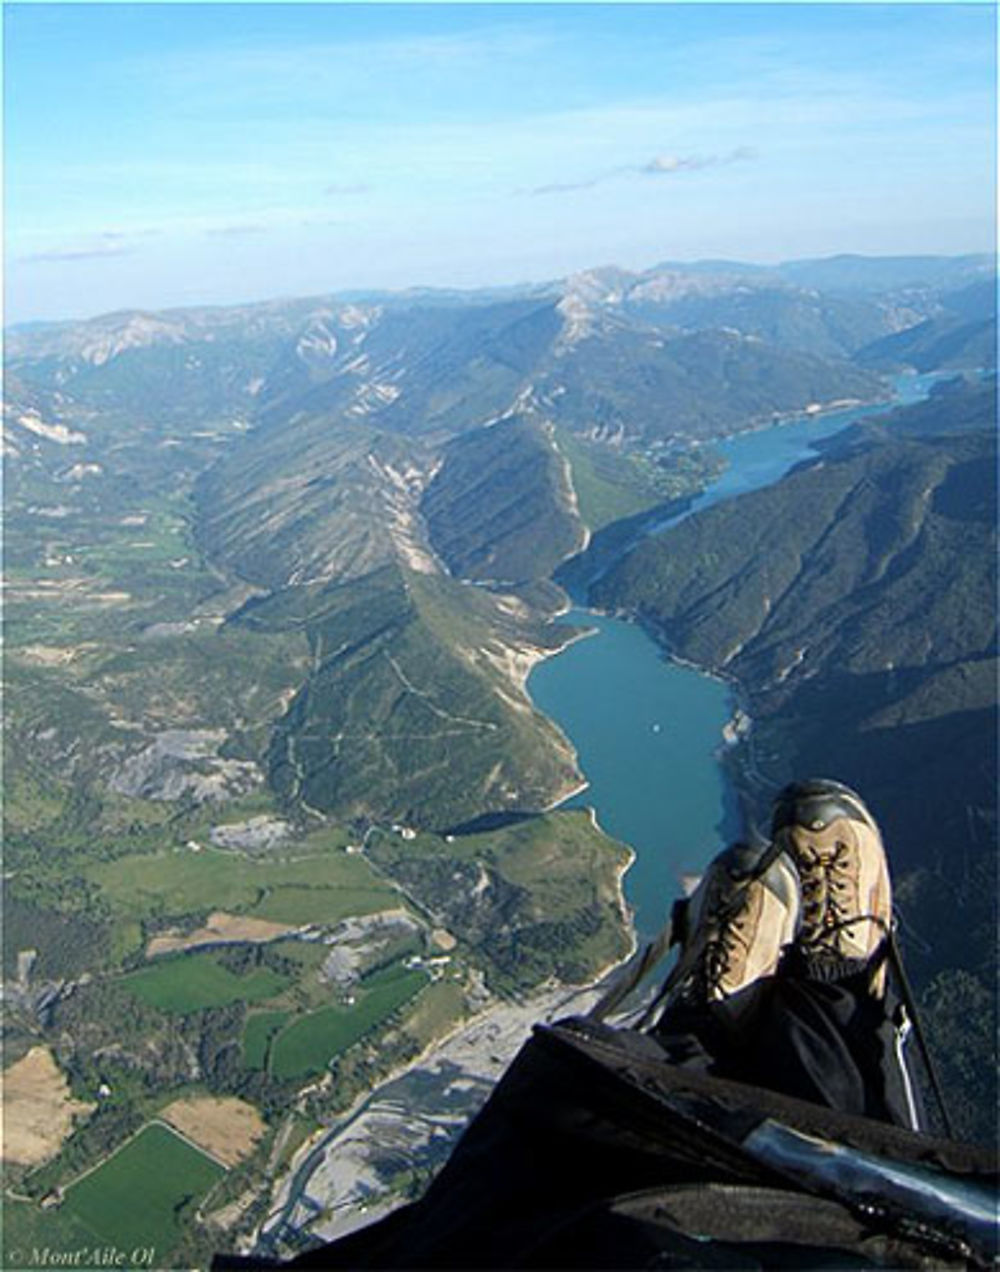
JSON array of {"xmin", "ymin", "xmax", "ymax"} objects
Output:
[{"xmin": 3, "ymin": 2, "xmax": 996, "ymax": 323}]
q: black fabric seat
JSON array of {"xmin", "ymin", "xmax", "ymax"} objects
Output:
[{"xmin": 214, "ymin": 1019, "xmax": 996, "ymax": 1271}]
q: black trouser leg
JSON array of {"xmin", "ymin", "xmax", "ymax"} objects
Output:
[{"xmin": 653, "ymin": 967, "xmax": 923, "ymax": 1130}]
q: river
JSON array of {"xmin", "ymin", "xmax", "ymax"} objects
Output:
[{"xmin": 528, "ymin": 372, "xmax": 945, "ymax": 942}]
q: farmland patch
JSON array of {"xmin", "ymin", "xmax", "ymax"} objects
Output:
[
  {"xmin": 159, "ymin": 1096, "xmax": 266, "ymax": 1168},
  {"xmin": 62, "ymin": 1123, "xmax": 224, "ymax": 1258},
  {"xmin": 250, "ymin": 886, "xmax": 394, "ymax": 926},
  {"xmin": 123, "ymin": 952, "xmax": 288, "ymax": 1013},
  {"xmin": 270, "ymin": 968, "xmax": 427, "ymax": 1079},
  {"xmin": 2, "ymin": 1046, "xmax": 94, "ymax": 1166},
  {"xmin": 146, "ymin": 910, "xmax": 294, "ymax": 957},
  {"xmin": 89, "ymin": 845, "xmax": 400, "ymax": 929},
  {"xmin": 243, "ymin": 1011, "xmax": 290, "ymax": 1070}
]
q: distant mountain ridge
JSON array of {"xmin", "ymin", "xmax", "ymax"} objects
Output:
[
  {"xmin": 7, "ymin": 251, "xmax": 993, "ymax": 361},
  {"xmin": 7, "ymin": 250, "xmax": 993, "ymax": 342}
]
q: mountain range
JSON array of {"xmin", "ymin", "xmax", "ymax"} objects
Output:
[{"xmin": 5, "ymin": 253, "xmax": 995, "ymax": 832}]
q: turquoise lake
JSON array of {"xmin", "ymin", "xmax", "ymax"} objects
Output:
[
  {"xmin": 530, "ymin": 614, "xmax": 736, "ymax": 940},
  {"xmin": 528, "ymin": 373, "xmax": 944, "ymax": 942}
]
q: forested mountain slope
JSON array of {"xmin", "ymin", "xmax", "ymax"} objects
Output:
[
  {"xmin": 238, "ymin": 564, "xmax": 581, "ymax": 828},
  {"xmin": 594, "ymin": 377, "xmax": 998, "ymax": 1139},
  {"xmin": 5, "ymin": 262, "xmax": 991, "ymax": 838},
  {"xmin": 422, "ymin": 416, "xmax": 585, "ymax": 585}
]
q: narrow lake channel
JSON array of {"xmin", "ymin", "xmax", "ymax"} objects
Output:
[{"xmin": 528, "ymin": 372, "xmax": 944, "ymax": 943}]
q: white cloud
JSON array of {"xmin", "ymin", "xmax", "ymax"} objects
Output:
[
  {"xmin": 20, "ymin": 245, "xmax": 134, "ymax": 265},
  {"xmin": 528, "ymin": 147, "xmax": 756, "ymax": 196},
  {"xmin": 642, "ymin": 147, "xmax": 756, "ymax": 176}
]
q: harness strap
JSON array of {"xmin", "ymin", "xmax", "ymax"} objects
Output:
[
  {"xmin": 886, "ymin": 925, "xmax": 955, "ymax": 1139},
  {"xmin": 588, "ymin": 915, "xmax": 675, "ymax": 1023}
]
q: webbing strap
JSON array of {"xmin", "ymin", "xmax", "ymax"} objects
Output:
[
  {"xmin": 886, "ymin": 926, "xmax": 955, "ymax": 1139},
  {"xmin": 587, "ymin": 916, "xmax": 675, "ymax": 1023}
]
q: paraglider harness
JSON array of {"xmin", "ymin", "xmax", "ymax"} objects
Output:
[{"xmin": 215, "ymin": 852, "xmax": 997, "ymax": 1270}]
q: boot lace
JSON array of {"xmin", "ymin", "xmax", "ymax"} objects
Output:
[
  {"xmin": 798, "ymin": 838, "xmax": 891, "ymax": 961},
  {"xmin": 799, "ymin": 839, "xmax": 854, "ymax": 948},
  {"xmin": 697, "ymin": 895, "xmax": 752, "ymax": 997}
]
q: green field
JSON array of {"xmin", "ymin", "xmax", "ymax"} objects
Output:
[
  {"xmin": 123, "ymin": 952, "xmax": 288, "ymax": 1013},
  {"xmin": 2, "ymin": 1197, "xmax": 104, "ymax": 1270},
  {"xmin": 555, "ymin": 429, "xmax": 665, "ymax": 530},
  {"xmin": 270, "ymin": 968, "xmax": 427, "ymax": 1079},
  {"xmin": 267, "ymin": 938, "xmax": 330, "ymax": 970},
  {"xmin": 87, "ymin": 841, "xmax": 399, "ymax": 929},
  {"xmin": 243, "ymin": 1010, "xmax": 290, "ymax": 1069},
  {"xmin": 62, "ymin": 1123, "xmax": 224, "ymax": 1260},
  {"xmin": 395, "ymin": 980, "xmax": 467, "ymax": 1050},
  {"xmin": 251, "ymin": 885, "xmax": 394, "ymax": 925}
]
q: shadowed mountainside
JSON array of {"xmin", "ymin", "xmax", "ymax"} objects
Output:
[
  {"xmin": 422, "ymin": 416, "xmax": 585, "ymax": 585},
  {"xmin": 593, "ymin": 377, "xmax": 998, "ymax": 1141}
]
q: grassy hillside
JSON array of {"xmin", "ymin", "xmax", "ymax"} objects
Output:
[
  {"xmin": 366, "ymin": 809, "xmax": 633, "ymax": 992},
  {"xmin": 253, "ymin": 564, "xmax": 581, "ymax": 828},
  {"xmin": 553, "ymin": 428, "xmax": 724, "ymax": 533}
]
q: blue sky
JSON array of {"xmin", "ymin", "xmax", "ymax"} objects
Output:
[{"xmin": 4, "ymin": 3, "xmax": 996, "ymax": 323}]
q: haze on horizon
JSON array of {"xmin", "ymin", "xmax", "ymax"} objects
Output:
[{"xmin": 4, "ymin": 2, "xmax": 996, "ymax": 326}]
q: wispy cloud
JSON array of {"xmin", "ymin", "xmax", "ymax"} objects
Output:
[
  {"xmin": 99, "ymin": 227, "xmax": 163, "ymax": 241},
  {"xmin": 20, "ymin": 245, "xmax": 134, "ymax": 264},
  {"xmin": 528, "ymin": 174, "xmax": 610, "ymax": 196},
  {"xmin": 527, "ymin": 147, "xmax": 756, "ymax": 196},
  {"xmin": 642, "ymin": 147, "xmax": 756, "ymax": 175},
  {"xmin": 323, "ymin": 182, "xmax": 371, "ymax": 197},
  {"xmin": 205, "ymin": 223, "xmax": 269, "ymax": 237}
]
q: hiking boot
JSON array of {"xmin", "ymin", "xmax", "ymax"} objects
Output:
[
  {"xmin": 670, "ymin": 843, "xmax": 802, "ymax": 1005},
  {"xmin": 771, "ymin": 779, "xmax": 892, "ymax": 993}
]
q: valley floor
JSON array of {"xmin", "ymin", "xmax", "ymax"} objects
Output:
[{"xmin": 255, "ymin": 980, "xmax": 607, "ymax": 1259}]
